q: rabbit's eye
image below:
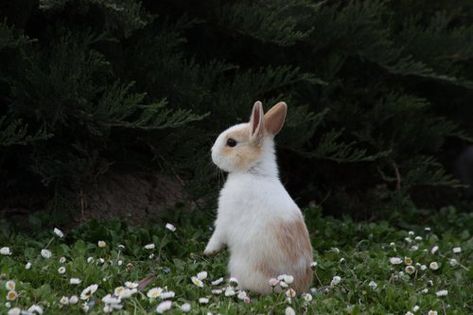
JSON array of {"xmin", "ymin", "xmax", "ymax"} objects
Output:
[{"xmin": 226, "ymin": 138, "xmax": 237, "ymax": 147}]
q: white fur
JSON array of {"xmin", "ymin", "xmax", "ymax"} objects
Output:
[{"xmin": 205, "ymin": 122, "xmax": 310, "ymax": 293}]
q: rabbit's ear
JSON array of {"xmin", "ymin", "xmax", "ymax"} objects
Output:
[
  {"xmin": 249, "ymin": 101, "xmax": 265, "ymax": 143},
  {"xmin": 264, "ymin": 102, "xmax": 287, "ymax": 135}
]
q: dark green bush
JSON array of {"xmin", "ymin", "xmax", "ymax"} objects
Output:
[{"xmin": 1, "ymin": 0, "xmax": 473, "ymax": 216}]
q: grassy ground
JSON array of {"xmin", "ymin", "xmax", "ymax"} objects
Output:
[{"xmin": 0, "ymin": 207, "xmax": 472, "ymax": 314}]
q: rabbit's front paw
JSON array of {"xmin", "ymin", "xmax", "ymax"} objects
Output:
[{"xmin": 204, "ymin": 242, "xmax": 223, "ymax": 256}]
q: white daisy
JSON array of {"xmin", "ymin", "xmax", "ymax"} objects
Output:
[
  {"xmin": 285, "ymin": 288, "xmax": 296, "ymax": 298},
  {"xmin": 80, "ymin": 284, "xmax": 98, "ymax": 300},
  {"xmin": 5, "ymin": 280, "xmax": 15, "ymax": 290},
  {"xmin": 27, "ymin": 304, "xmax": 43, "ymax": 314},
  {"xmin": 285, "ymin": 306, "xmax": 296, "ymax": 315},
  {"xmin": 53, "ymin": 228, "xmax": 64, "ymax": 238},
  {"xmin": 191, "ymin": 276, "xmax": 204, "ymax": 288},
  {"xmin": 40, "ymin": 249, "xmax": 52, "ymax": 259},
  {"xmin": 427, "ymin": 311, "xmax": 437, "ymax": 315},
  {"xmin": 211, "ymin": 277, "xmax": 224, "ymax": 286},
  {"xmin": 6, "ymin": 291, "xmax": 18, "ymax": 301},
  {"xmin": 144, "ymin": 243, "xmax": 155, "ymax": 250},
  {"xmin": 224, "ymin": 287, "xmax": 236, "ymax": 296},
  {"xmin": 197, "ymin": 271, "xmax": 208, "ymax": 280},
  {"xmin": 228, "ymin": 277, "xmax": 238, "ymax": 286},
  {"xmin": 165, "ymin": 223, "xmax": 176, "ymax": 232},
  {"xmin": 405, "ymin": 265, "xmax": 416, "ymax": 275},
  {"xmin": 429, "ymin": 262, "xmax": 439, "ymax": 270},
  {"xmin": 8, "ymin": 308, "xmax": 21, "ymax": 315},
  {"xmin": 452, "ymin": 247, "xmax": 461, "ymax": 254},
  {"xmin": 147, "ymin": 287, "xmax": 163, "ymax": 299},
  {"xmin": 156, "ymin": 301, "xmax": 172, "ymax": 313},
  {"xmin": 117, "ymin": 288, "xmax": 137, "ymax": 299},
  {"xmin": 125, "ymin": 281, "xmax": 139, "ymax": 289},
  {"xmin": 25, "ymin": 262, "xmax": 32, "ymax": 269},
  {"xmin": 211, "ymin": 289, "xmax": 223, "ymax": 295},
  {"xmin": 180, "ymin": 303, "xmax": 191, "ymax": 312},
  {"xmin": 412, "ymin": 305, "xmax": 420, "ymax": 312},
  {"xmin": 302, "ymin": 293, "xmax": 313, "ymax": 302},
  {"xmin": 368, "ymin": 281, "xmax": 377, "ymax": 289},
  {"xmin": 330, "ymin": 276, "xmax": 341, "ymax": 286},
  {"xmin": 237, "ymin": 290, "xmax": 247, "ymax": 300},
  {"xmin": 199, "ymin": 297, "xmax": 209, "ymax": 304},
  {"xmin": 87, "ymin": 257, "xmax": 94, "ymax": 263},
  {"xmin": 389, "ymin": 257, "xmax": 402, "ymax": 265},
  {"xmin": 161, "ymin": 291, "xmax": 175, "ymax": 299},
  {"xmin": 97, "ymin": 240, "xmax": 106, "ymax": 248},
  {"xmin": 102, "ymin": 294, "xmax": 121, "ymax": 305},
  {"xmin": 436, "ymin": 290, "xmax": 448, "ymax": 297},
  {"xmin": 58, "ymin": 266, "xmax": 66, "ymax": 274},
  {"xmin": 60, "ymin": 296, "xmax": 69, "ymax": 305},
  {"xmin": 70, "ymin": 278, "xmax": 81, "ymax": 285},
  {"xmin": 449, "ymin": 258, "xmax": 458, "ymax": 266},
  {"xmin": 431, "ymin": 246, "xmax": 439, "ymax": 254},
  {"xmin": 0, "ymin": 247, "xmax": 12, "ymax": 255},
  {"xmin": 283, "ymin": 275, "xmax": 294, "ymax": 284},
  {"xmin": 268, "ymin": 278, "xmax": 279, "ymax": 287},
  {"xmin": 59, "ymin": 256, "xmax": 66, "ymax": 263},
  {"xmin": 69, "ymin": 295, "xmax": 79, "ymax": 304}
]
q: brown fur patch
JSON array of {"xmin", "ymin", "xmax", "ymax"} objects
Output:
[{"xmin": 274, "ymin": 217, "xmax": 313, "ymax": 292}]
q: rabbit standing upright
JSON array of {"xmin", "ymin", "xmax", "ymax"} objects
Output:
[{"xmin": 204, "ymin": 101, "xmax": 313, "ymax": 294}]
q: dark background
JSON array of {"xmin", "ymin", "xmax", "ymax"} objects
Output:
[{"xmin": 1, "ymin": 0, "xmax": 473, "ymax": 225}]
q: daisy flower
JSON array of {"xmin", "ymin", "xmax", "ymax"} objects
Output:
[
  {"xmin": 27, "ymin": 305, "xmax": 43, "ymax": 314},
  {"xmin": 40, "ymin": 249, "xmax": 52, "ymax": 259},
  {"xmin": 198, "ymin": 297, "xmax": 209, "ymax": 304},
  {"xmin": 0, "ymin": 247, "xmax": 12, "ymax": 255},
  {"xmin": 165, "ymin": 223, "xmax": 176, "ymax": 232},
  {"xmin": 144, "ymin": 243, "xmax": 155, "ymax": 250},
  {"xmin": 330, "ymin": 276, "xmax": 341, "ymax": 286},
  {"xmin": 389, "ymin": 257, "xmax": 402, "ymax": 265},
  {"xmin": 156, "ymin": 301, "xmax": 172, "ymax": 313},
  {"xmin": 436, "ymin": 290, "xmax": 448, "ymax": 297},
  {"xmin": 180, "ymin": 303, "xmax": 191, "ymax": 312},
  {"xmin": 285, "ymin": 306, "xmax": 296, "ymax": 315},
  {"xmin": 197, "ymin": 271, "xmax": 208, "ymax": 280},
  {"xmin": 58, "ymin": 266, "xmax": 66, "ymax": 274},
  {"xmin": 70, "ymin": 278, "xmax": 81, "ymax": 285},
  {"xmin": 97, "ymin": 240, "xmax": 106, "ymax": 248},
  {"xmin": 211, "ymin": 277, "xmax": 224, "ymax": 286},
  {"xmin": 6, "ymin": 291, "xmax": 18, "ymax": 301},
  {"xmin": 429, "ymin": 262, "xmax": 439, "ymax": 270},
  {"xmin": 5, "ymin": 280, "xmax": 15, "ymax": 290},
  {"xmin": 191, "ymin": 276, "xmax": 204, "ymax": 288},
  {"xmin": 452, "ymin": 247, "xmax": 462, "ymax": 254},
  {"xmin": 80, "ymin": 284, "xmax": 99, "ymax": 300},
  {"xmin": 53, "ymin": 228, "xmax": 64, "ymax": 238},
  {"xmin": 147, "ymin": 287, "xmax": 163, "ymax": 299}
]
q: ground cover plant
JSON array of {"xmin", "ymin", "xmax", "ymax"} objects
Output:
[{"xmin": 1, "ymin": 207, "xmax": 472, "ymax": 314}]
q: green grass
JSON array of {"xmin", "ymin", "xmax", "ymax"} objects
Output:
[{"xmin": 0, "ymin": 207, "xmax": 472, "ymax": 314}]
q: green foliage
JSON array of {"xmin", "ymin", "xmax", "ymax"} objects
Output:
[
  {"xmin": 0, "ymin": 207, "xmax": 472, "ymax": 314},
  {"xmin": 1, "ymin": 0, "xmax": 473, "ymax": 214}
]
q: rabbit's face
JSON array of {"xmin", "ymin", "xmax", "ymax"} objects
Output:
[
  {"xmin": 211, "ymin": 101, "xmax": 287, "ymax": 173},
  {"xmin": 211, "ymin": 123, "xmax": 263, "ymax": 173}
]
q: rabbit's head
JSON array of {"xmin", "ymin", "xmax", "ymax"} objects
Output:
[{"xmin": 211, "ymin": 101, "xmax": 287, "ymax": 173}]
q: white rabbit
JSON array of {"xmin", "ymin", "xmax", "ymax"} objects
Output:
[{"xmin": 204, "ymin": 101, "xmax": 313, "ymax": 294}]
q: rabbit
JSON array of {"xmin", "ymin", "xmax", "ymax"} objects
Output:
[{"xmin": 204, "ymin": 101, "xmax": 313, "ymax": 294}]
